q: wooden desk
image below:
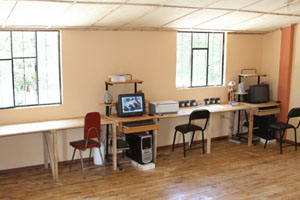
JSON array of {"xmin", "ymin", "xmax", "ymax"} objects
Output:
[
  {"xmin": 107, "ymin": 114, "xmax": 159, "ymax": 170},
  {"xmin": 159, "ymin": 103, "xmax": 255, "ymax": 153},
  {"xmin": 0, "ymin": 116, "xmax": 114, "ymax": 179}
]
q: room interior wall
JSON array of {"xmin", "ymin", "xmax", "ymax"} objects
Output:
[
  {"xmin": 261, "ymin": 30, "xmax": 281, "ymax": 101},
  {"xmin": 0, "ymin": 30, "xmax": 264, "ymax": 170}
]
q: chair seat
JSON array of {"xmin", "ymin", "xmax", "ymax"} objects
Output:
[
  {"xmin": 70, "ymin": 139, "xmax": 100, "ymax": 150},
  {"xmin": 269, "ymin": 122, "xmax": 294, "ymax": 131},
  {"xmin": 175, "ymin": 124, "xmax": 202, "ymax": 133}
]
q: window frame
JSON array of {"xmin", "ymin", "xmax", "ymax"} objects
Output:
[
  {"xmin": 0, "ymin": 30, "xmax": 62, "ymax": 110},
  {"xmin": 177, "ymin": 31, "xmax": 225, "ymax": 88}
]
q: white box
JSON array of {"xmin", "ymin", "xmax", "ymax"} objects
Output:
[{"xmin": 109, "ymin": 74, "xmax": 126, "ymax": 82}]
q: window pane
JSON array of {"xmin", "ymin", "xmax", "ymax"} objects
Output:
[
  {"xmin": 37, "ymin": 31, "xmax": 60, "ymax": 104},
  {"xmin": 176, "ymin": 32, "xmax": 191, "ymax": 88},
  {"xmin": 208, "ymin": 33, "xmax": 223, "ymax": 85},
  {"xmin": 192, "ymin": 33, "xmax": 208, "ymax": 48},
  {"xmin": 192, "ymin": 50, "xmax": 207, "ymax": 86},
  {"xmin": 0, "ymin": 32, "xmax": 11, "ymax": 59},
  {"xmin": 12, "ymin": 31, "xmax": 36, "ymax": 58},
  {"xmin": 0, "ymin": 61, "xmax": 14, "ymax": 108},
  {"xmin": 13, "ymin": 58, "xmax": 38, "ymax": 106}
]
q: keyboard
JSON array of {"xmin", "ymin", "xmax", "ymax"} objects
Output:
[{"xmin": 123, "ymin": 119, "xmax": 155, "ymax": 127}]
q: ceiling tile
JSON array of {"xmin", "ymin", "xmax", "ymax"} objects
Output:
[
  {"xmin": 6, "ymin": 1, "xmax": 69, "ymax": 27},
  {"xmin": 95, "ymin": 5, "xmax": 156, "ymax": 27},
  {"xmin": 274, "ymin": 1, "xmax": 300, "ymax": 14},
  {"xmin": 165, "ymin": 0, "xmax": 220, "ymax": 7},
  {"xmin": 125, "ymin": 7, "xmax": 196, "ymax": 27},
  {"xmin": 229, "ymin": 14, "xmax": 300, "ymax": 31},
  {"xmin": 242, "ymin": 0, "xmax": 288, "ymax": 12},
  {"xmin": 165, "ymin": 9, "xmax": 230, "ymax": 29},
  {"xmin": 128, "ymin": 0, "xmax": 169, "ymax": 5},
  {"xmin": 0, "ymin": 1, "xmax": 17, "ymax": 25},
  {"xmin": 55, "ymin": 4, "xmax": 118, "ymax": 26},
  {"xmin": 207, "ymin": 0, "xmax": 258, "ymax": 9},
  {"xmin": 195, "ymin": 11, "xmax": 261, "ymax": 30}
]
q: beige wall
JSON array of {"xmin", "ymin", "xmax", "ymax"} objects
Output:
[
  {"xmin": 261, "ymin": 30, "xmax": 281, "ymax": 101},
  {"xmin": 0, "ymin": 30, "xmax": 265, "ymax": 170}
]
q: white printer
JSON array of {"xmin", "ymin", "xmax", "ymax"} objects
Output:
[{"xmin": 149, "ymin": 100, "xmax": 179, "ymax": 115}]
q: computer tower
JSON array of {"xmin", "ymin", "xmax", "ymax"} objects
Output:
[{"xmin": 126, "ymin": 132, "xmax": 152, "ymax": 164}]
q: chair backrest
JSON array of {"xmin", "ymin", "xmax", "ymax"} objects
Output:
[
  {"xmin": 188, "ymin": 109, "xmax": 210, "ymax": 130},
  {"xmin": 84, "ymin": 112, "xmax": 101, "ymax": 140},
  {"xmin": 287, "ymin": 107, "xmax": 300, "ymax": 129}
]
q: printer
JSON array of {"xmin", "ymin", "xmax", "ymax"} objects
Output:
[{"xmin": 149, "ymin": 100, "xmax": 179, "ymax": 115}]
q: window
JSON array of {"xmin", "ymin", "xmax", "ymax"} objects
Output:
[
  {"xmin": 176, "ymin": 32, "xmax": 225, "ymax": 88},
  {"xmin": 0, "ymin": 30, "xmax": 61, "ymax": 109}
]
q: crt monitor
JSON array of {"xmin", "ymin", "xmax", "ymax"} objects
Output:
[
  {"xmin": 117, "ymin": 93, "xmax": 146, "ymax": 117},
  {"xmin": 246, "ymin": 84, "xmax": 270, "ymax": 103}
]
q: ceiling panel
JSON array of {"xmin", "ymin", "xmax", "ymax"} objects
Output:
[
  {"xmin": 207, "ymin": 0, "xmax": 258, "ymax": 9},
  {"xmin": 125, "ymin": 7, "xmax": 196, "ymax": 27},
  {"xmin": 128, "ymin": 0, "xmax": 169, "ymax": 5},
  {"xmin": 274, "ymin": 1, "xmax": 300, "ymax": 14},
  {"xmin": 0, "ymin": 1, "xmax": 17, "ymax": 25},
  {"xmin": 165, "ymin": 9, "xmax": 230, "ymax": 29},
  {"xmin": 195, "ymin": 11, "xmax": 261, "ymax": 30},
  {"xmin": 228, "ymin": 14, "xmax": 300, "ymax": 31},
  {"xmin": 242, "ymin": 0, "xmax": 288, "ymax": 12},
  {"xmin": 165, "ymin": 0, "xmax": 220, "ymax": 8},
  {"xmin": 95, "ymin": 5, "xmax": 156, "ymax": 27},
  {"xmin": 6, "ymin": 1, "xmax": 69, "ymax": 27},
  {"xmin": 55, "ymin": 4, "xmax": 118, "ymax": 26}
]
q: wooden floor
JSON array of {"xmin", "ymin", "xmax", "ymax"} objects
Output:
[{"xmin": 1, "ymin": 140, "xmax": 300, "ymax": 200}]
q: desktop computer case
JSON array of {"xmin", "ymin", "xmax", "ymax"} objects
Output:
[{"xmin": 126, "ymin": 132, "xmax": 152, "ymax": 164}]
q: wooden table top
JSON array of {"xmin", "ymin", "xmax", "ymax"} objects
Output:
[
  {"xmin": 108, "ymin": 114, "xmax": 157, "ymax": 123},
  {"xmin": 159, "ymin": 103, "xmax": 251, "ymax": 119},
  {"xmin": 0, "ymin": 116, "xmax": 114, "ymax": 137}
]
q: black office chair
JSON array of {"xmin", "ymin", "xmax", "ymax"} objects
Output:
[
  {"xmin": 269, "ymin": 107, "xmax": 300, "ymax": 154},
  {"xmin": 172, "ymin": 109, "xmax": 210, "ymax": 157}
]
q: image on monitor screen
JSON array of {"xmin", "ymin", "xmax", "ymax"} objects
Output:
[{"xmin": 121, "ymin": 96, "xmax": 143, "ymax": 113}]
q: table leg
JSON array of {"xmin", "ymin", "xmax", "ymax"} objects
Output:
[
  {"xmin": 248, "ymin": 109, "xmax": 254, "ymax": 146},
  {"xmin": 43, "ymin": 132, "xmax": 49, "ymax": 169},
  {"xmin": 112, "ymin": 123, "xmax": 117, "ymax": 170},
  {"xmin": 207, "ymin": 113, "xmax": 213, "ymax": 154},
  {"xmin": 153, "ymin": 118, "xmax": 158, "ymax": 163},
  {"xmin": 51, "ymin": 130, "xmax": 58, "ymax": 179}
]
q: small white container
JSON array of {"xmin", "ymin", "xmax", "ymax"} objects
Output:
[
  {"xmin": 109, "ymin": 74, "xmax": 126, "ymax": 82},
  {"xmin": 93, "ymin": 142, "xmax": 105, "ymax": 165}
]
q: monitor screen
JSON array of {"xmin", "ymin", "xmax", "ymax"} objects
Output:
[
  {"xmin": 247, "ymin": 84, "xmax": 270, "ymax": 103},
  {"xmin": 117, "ymin": 93, "xmax": 145, "ymax": 117}
]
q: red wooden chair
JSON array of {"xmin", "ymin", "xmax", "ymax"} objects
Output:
[{"xmin": 69, "ymin": 112, "xmax": 106, "ymax": 178}]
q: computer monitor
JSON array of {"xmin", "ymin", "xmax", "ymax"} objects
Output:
[
  {"xmin": 246, "ymin": 84, "xmax": 270, "ymax": 103},
  {"xmin": 117, "ymin": 93, "xmax": 146, "ymax": 117}
]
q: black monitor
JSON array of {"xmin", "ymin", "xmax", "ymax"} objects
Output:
[
  {"xmin": 246, "ymin": 84, "xmax": 270, "ymax": 103},
  {"xmin": 117, "ymin": 93, "xmax": 146, "ymax": 117}
]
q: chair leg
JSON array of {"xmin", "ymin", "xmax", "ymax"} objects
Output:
[
  {"xmin": 264, "ymin": 140, "xmax": 268, "ymax": 149},
  {"xmin": 88, "ymin": 148, "xmax": 92, "ymax": 166},
  {"xmin": 172, "ymin": 130, "xmax": 177, "ymax": 152},
  {"xmin": 201, "ymin": 130, "xmax": 205, "ymax": 154},
  {"xmin": 294, "ymin": 129, "xmax": 297, "ymax": 151},
  {"xmin": 79, "ymin": 150, "xmax": 86, "ymax": 179},
  {"xmin": 280, "ymin": 130, "xmax": 283, "ymax": 154},
  {"xmin": 182, "ymin": 133, "xmax": 186, "ymax": 157},
  {"xmin": 69, "ymin": 148, "xmax": 76, "ymax": 171},
  {"xmin": 190, "ymin": 131, "xmax": 195, "ymax": 148}
]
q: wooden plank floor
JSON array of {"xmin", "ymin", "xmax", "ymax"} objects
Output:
[{"xmin": 1, "ymin": 140, "xmax": 300, "ymax": 200}]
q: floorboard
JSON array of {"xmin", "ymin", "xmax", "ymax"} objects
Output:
[{"xmin": 1, "ymin": 140, "xmax": 300, "ymax": 200}]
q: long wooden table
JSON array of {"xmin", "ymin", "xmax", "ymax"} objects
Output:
[
  {"xmin": 0, "ymin": 116, "xmax": 114, "ymax": 179},
  {"xmin": 159, "ymin": 103, "xmax": 255, "ymax": 153}
]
